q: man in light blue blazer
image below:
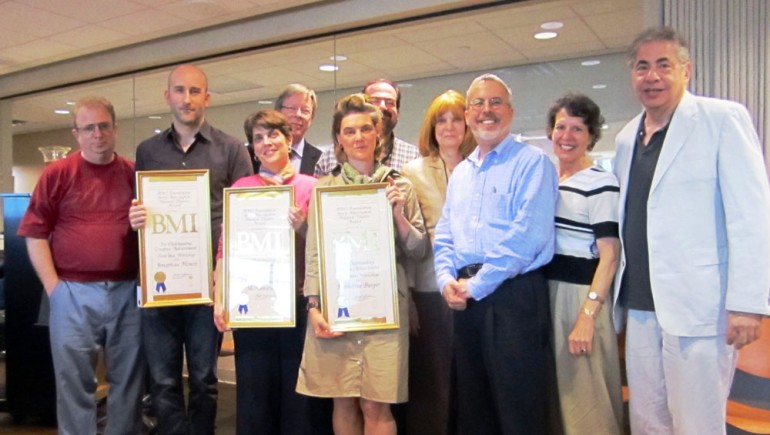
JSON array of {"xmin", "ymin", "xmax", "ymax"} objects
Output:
[{"xmin": 613, "ymin": 26, "xmax": 770, "ymax": 434}]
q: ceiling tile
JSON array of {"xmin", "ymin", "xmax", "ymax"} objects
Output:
[
  {"xmin": 583, "ymin": 9, "xmax": 644, "ymax": 41},
  {"xmin": 0, "ymin": 28, "xmax": 37, "ymax": 50},
  {"xmin": 444, "ymin": 50, "xmax": 527, "ymax": 70},
  {"xmin": 209, "ymin": 75, "xmax": 263, "ymax": 94},
  {"xmin": 15, "ymin": 0, "xmax": 148, "ymax": 23},
  {"xmin": 568, "ymin": 0, "xmax": 640, "ymax": 16},
  {"xmin": 493, "ymin": 16, "xmax": 601, "ymax": 53},
  {"xmin": 518, "ymin": 39, "xmax": 607, "ymax": 60},
  {"xmin": 395, "ymin": 16, "xmax": 487, "ymax": 43},
  {"xmin": 157, "ymin": 0, "xmax": 259, "ymax": 21},
  {"xmin": 352, "ymin": 45, "xmax": 441, "ymax": 69},
  {"xmin": 98, "ymin": 9, "xmax": 190, "ymax": 36},
  {"xmin": 383, "ymin": 60, "xmax": 457, "ymax": 80},
  {"xmin": 473, "ymin": 1, "xmax": 578, "ymax": 30},
  {"xmin": 0, "ymin": 1, "xmax": 86, "ymax": 37},
  {"xmin": 334, "ymin": 32, "xmax": 406, "ymax": 55},
  {"xmin": 413, "ymin": 31, "xmax": 518, "ymax": 62},
  {"xmin": 50, "ymin": 25, "xmax": 132, "ymax": 49},
  {"xmin": 2, "ymin": 39, "xmax": 79, "ymax": 61},
  {"xmin": 226, "ymin": 66, "xmax": 317, "ymax": 87}
]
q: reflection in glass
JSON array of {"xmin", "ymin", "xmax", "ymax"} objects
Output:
[{"xmin": 38, "ymin": 146, "xmax": 71, "ymax": 163}]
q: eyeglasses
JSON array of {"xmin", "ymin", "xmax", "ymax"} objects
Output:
[
  {"xmin": 280, "ymin": 105, "xmax": 313, "ymax": 116},
  {"xmin": 368, "ymin": 97, "xmax": 397, "ymax": 109},
  {"xmin": 75, "ymin": 122, "xmax": 114, "ymax": 135},
  {"xmin": 468, "ymin": 97, "xmax": 507, "ymax": 111}
]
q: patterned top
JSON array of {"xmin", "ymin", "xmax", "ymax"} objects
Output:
[
  {"xmin": 546, "ymin": 166, "xmax": 619, "ymax": 285},
  {"xmin": 313, "ymin": 135, "xmax": 419, "ymax": 177}
]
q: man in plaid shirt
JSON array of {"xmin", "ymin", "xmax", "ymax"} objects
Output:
[{"xmin": 314, "ymin": 78, "xmax": 419, "ymax": 176}]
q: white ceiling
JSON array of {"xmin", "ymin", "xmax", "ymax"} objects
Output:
[{"xmin": 6, "ymin": 0, "xmax": 646, "ymax": 135}]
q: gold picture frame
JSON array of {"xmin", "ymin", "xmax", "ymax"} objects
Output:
[
  {"xmin": 314, "ymin": 183, "xmax": 399, "ymax": 332},
  {"xmin": 221, "ymin": 185, "xmax": 296, "ymax": 327},
  {"xmin": 136, "ymin": 170, "xmax": 213, "ymax": 307}
]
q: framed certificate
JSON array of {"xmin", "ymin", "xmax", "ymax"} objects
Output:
[
  {"xmin": 136, "ymin": 170, "xmax": 213, "ymax": 307},
  {"xmin": 314, "ymin": 183, "xmax": 399, "ymax": 332},
  {"xmin": 221, "ymin": 185, "xmax": 296, "ymax": 328}
]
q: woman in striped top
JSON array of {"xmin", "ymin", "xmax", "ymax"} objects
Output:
[{"xmin": 545, "ymin": 93, "xmax": 623, "ymax": 435}]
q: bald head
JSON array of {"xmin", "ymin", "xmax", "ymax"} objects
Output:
[
  {"xmin": 168, "ymin": 64, "xmax": 208, "ymax": 91},
  {"xmin": 164, "ymin": 64, "xmax": 210, "ymax": 129}
]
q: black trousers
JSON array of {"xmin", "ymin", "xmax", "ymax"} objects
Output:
[
  {"xmin": 453, "ymin": 269, "xmax": 557, "ymax": 435},
  {"xmin": 233, "ymin": 300, "xmax": 308, "ymax": 435}
]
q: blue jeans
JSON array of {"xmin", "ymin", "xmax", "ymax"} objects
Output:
[{"xmin": 142, "ymin": 304, "xmax": 219, "ymax": 435}]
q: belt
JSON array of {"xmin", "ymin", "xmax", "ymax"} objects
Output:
[{"xmin": 456, "ymin": 263, "xmax": 483, "ymax": 280}]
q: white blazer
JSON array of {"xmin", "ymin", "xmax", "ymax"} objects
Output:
[{"xmin": 612, "ymin": 92, "xmax": 770, "ymax": 336}]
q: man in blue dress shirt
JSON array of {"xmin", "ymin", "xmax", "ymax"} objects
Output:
[{"xmin": 433, "ymin": 73, "xmax": 558, "ymax": 434}]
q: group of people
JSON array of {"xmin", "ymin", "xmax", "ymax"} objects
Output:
[{"xmin": 16, "ymin": 25, "xmax": 770, "ymax": 435}]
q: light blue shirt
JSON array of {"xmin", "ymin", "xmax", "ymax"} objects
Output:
[{"xmin": 433, "ymin": 135, "xmax": 558, "ymax": 300}]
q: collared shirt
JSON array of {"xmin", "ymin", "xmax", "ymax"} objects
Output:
[
  {"xmin": 433, "ymin": 135, "xmax": 558, "ymax": 300},
  {"xmin": 135, "ymin": 121, "xmax": 253, "ymax": 256},
  {"xmin": 620, "ymin": 115, "xmax": 670, "ymax": 311},
  {"xmin": 313, "ymin": 135, "xmax": 419, "ymax": 177},
  {"xmin": 290, "ymin": 138, "xmax": 306, "ymax": 172}
]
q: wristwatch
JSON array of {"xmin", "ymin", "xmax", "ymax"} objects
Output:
[
  {"xmin": 306, "ymin": 300, "xmax": 320, "ymax": 312},
  {"xmin": 587, "ymin": 291, "xmax": 604, "ymax": 303}
]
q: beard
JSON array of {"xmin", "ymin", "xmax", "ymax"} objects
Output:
[
  {"xmin": 470, "ymin": 118, "xmax": 509, "ymax": 144},
  {"xmin": 381, "ymin": 110, "xmax": 396, "ymax": 135}
]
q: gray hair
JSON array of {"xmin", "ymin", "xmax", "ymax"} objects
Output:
[
  {"xmin": 628, "ymin": 26, "xmax": 691, "ymax": 66},
  {"xmin": 274, "ymin": 83, "xmax": 317, "ymax": 119},
  {"xmin": 466, "ymin": 73, "xmax": 513, "ymax": 107}
]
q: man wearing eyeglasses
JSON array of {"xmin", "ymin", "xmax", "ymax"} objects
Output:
[
  {"xmin": 314, "ymin": 78, "xmax": 419, "ymax": 177},
  {"xmin": 129, "ymin": 64, "xmax": 253, "ymax": 435},
  {"xmin": 249, "ymin": 84, "xmax": 324, "ymax": 176},
  {"xmin": 18, "ymin": 96, "xmax": 144, "ymax": 435},
  {"xmin": 613, "ymin": 27, "xmax": 770, "ymax": 434},
  {"xmin": 433, "ymin": 73, "xmax": 558, "ymax": 434}
]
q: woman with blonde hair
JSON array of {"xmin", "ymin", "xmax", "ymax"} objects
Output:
[
  {"xmin": 400, "ymin": 89, "xmax": 475, "ymax": 434},
  {"xmin": 296, "ymin": 93, "xmax": 426, "ymax": 435}
]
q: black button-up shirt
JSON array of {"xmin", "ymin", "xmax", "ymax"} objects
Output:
[{"xmin": 135, "ymin": 121, "xmax": 253, "ymax": 256}]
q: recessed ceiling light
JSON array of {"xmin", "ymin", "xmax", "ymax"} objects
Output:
[
  {"xmin": 54, "ymin": 109, "xmax": 70, "ymax": 115},
  {"xmin": 148, "ymin": 115, "xmax": 162, "ymax": 119},
  {"xmin": 258, "ymin": 100, "xmax": 273, "ymax": 105},
  {"xmin": 330, "ymin": 55, "xmax": 348, "ymax": 62},
  {"xmin": 399, "ymin": 83, "xmax": 413, "ymax": 88},
  {"xmin": 581, "ymin": 60, "xmax": 601, "ymax": 66},
  {"xmin": 319, "ymin": 64, "xmax": 339, "ymax": 72},
  {"xmin": 154, "ymin": 129, "xmax": 162, "ymax": 134},
  {"xmin": 540, "ymin": 21, "xmax": 563, "ymax": 30},
  {"xmin": 592, "ymin": 84, "xmax": 607, "ymax": 89},
  {"xmin": 534, "ymin": 31, "xmax": 558, "ymax": 40},
  {"xmin": 65, "ymin": 101, "xmax": 76, "ymax": 106},
  {"xmin": 601, "ymin": 124, "xmax": 609, "ymax": 130}
]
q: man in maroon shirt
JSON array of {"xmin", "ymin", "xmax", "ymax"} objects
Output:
[{"xmin": 18, "ymin": 97, "xmax": 142, "ymax": 435}]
